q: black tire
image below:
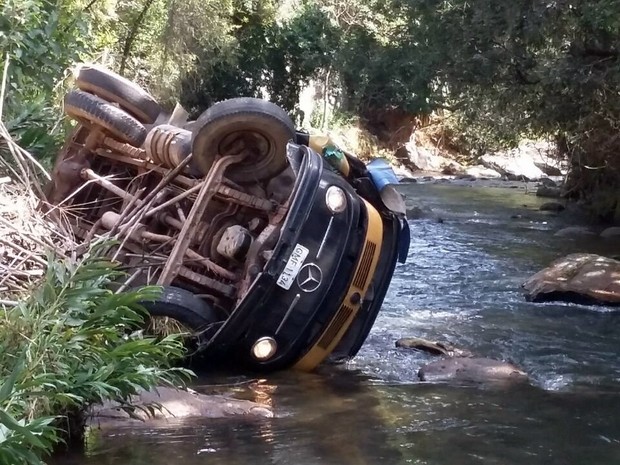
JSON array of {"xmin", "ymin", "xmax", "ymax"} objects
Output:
[
  {"xmin": 64, "ymin": 90, "xmax": 147, "ymax": 146},
  {"xmin": 75, "ymin": 64, "xmax": 162, "ymax": 124},
  {"xmin": 139, "ymin": 286, "xmax": 220, "ymax": 331},
  {"xmin": 191, "ymin": 97, "xmax": 296, "ymax": 182}
]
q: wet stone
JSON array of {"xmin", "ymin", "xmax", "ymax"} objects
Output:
[
  {"xmin": 89, "ymin": 387, "xmax": 274, "ymax": 427},
  {"xmin": 554, "ymin": 226, "xmax": 597, "ymax": 237},
  {"xmin": 418, "ymin": 357, "xmax": 528, "ymax": 384},
  {"xmin": 396, "ymin": 337, "xmax": 473, "ymax": 358},
  {"xmin": 522, "ymin": 253, "xmax": 620, "ymax": 306},
  {"xmin": 540, "ymin": 202, "xmax": 565, "ymax": 212},
  {"xmin": 601, "ymin": 227, "xmax": 620, "ymax": 239}
]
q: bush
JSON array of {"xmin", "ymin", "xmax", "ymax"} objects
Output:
[{"xmin": 0, "ymin": 247, "xmax": 192, "ymax": 464}]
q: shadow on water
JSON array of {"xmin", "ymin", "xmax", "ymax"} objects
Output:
[{"xmin": 54, "ymin": 183, "xmax": 620, "ymax": 465}]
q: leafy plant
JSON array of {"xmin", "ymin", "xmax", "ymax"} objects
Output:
[{"xmin": 0, "ymin": 246, "xmax": 192, "ymax": 464}]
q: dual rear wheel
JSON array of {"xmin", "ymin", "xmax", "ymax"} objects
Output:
[
  {"xmin": 61, "ymin": 65, "xmax": 296, "ymax": 333},
  {"xmin": 64, "ymin": 64, "xmax": 296, "ymax": 181}
]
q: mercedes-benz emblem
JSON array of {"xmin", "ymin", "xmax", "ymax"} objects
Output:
[{"xmin": 297, "ymin": 263, "xmax": 323, "ymax": 293}]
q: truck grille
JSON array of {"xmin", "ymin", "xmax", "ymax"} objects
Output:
[
  {"xmin": 352, "ymin": 241, "xmax": 377, "ymax": 289},
  {"xmin": 318, "ymin": 305, "xmax": 354, "ymax": 350}
]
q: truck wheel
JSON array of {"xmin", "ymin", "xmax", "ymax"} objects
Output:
[
  {"xmin": 191, "ymin": 98, "xmax": 296, "ymax": 182},
  {"xmin": 75, "ymin": 64, "xmax": 162, "ymax": 124},
  {"xmin": 139, "ymin": 286, "xmax": 220, "ymax": 332},
  {"xmin": 64, "ymin": 90, "xmax": 147, "ymax": 146}
]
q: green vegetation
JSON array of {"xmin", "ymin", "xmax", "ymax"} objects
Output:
[
  {"xmin": 0, "ymin": 1, "xmax": 618, "ymax": 461},
  {"xmin": 0, "ymin": 248, "xmax": 190, "ymax": 464},
  {"xmin": 2, "ymin": 0, "xmax": 618, "ymax": 220}
]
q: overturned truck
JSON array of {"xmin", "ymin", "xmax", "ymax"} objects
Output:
[{"xmin": 45, "ymin": 64, "xmax": 409, "ymax": 372}]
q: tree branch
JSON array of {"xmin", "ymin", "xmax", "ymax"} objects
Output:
[{"xmin": 119, "ymin": 0, "xmax": 156, "ymax": 75}]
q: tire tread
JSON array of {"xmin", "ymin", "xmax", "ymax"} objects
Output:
[{"xmin": 64, "ymin": 90, "xmax": 147, "ymax": 146}]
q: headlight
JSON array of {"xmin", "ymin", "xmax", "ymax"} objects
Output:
[
  {"xmin": 251, "ymin": 337, "xmax": 278, "ymax": 361},
  {"xmin": 325, "ymin": 186, "xmax": 347, "ymax": 213}
]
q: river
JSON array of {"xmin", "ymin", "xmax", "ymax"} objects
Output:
[{"xmin": 57, "ymin": 182, "xmax": 620, "ymax": 465}]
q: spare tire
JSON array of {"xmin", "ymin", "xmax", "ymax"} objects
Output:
[
  {"xmin": 139, "ymin": 286, "xmax": 220, "ymax": 332},
  {"xmin": 64, "ymin": 90, "xmax": 147, "ymax": 147},
  {"xmin": 75, "ymin": 64, "xmax": 162, "ymax": 124},
  {"xmin": 191, "ymin": 98, "xmax": 295, "ymax": 182}
]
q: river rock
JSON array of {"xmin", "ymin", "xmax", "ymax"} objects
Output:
[
  {"xmin": 539, "ymin": 177, "xmax": 558, "ymax": 188},
  {"xmin": 539, "ymin": 202, "xmax": 565, "ymax": 212},
  {"xmin": 90, "ymin": 387, "xmax": 274, "ymax": 425},
  {"xmin": 480, "ymin": 142, "xmax": 545, "ymax": 181},
  {"xmin": 553, "ymin": 226, "xmax": 597, "ymax": 237},
  {"xmin": 533, "ymin": 162, "xmax": 564, "ymax": 177},
  {"xmin": 418, "ymin": 358, "xmax": 528, "ymax": 384},
  {"xmin": 522, "ymin": 253, "xmax": 620, "ymax": 305},
  {"xmin": 392, "ymin": 164, "xmax": 417, "ymax": 181},
  {"xmin": 463, "ymin": 165, "xmax": 503, "ymax": 180},
  {"xmin": 441, "ymin": 163, "xmax": 460, "ymax": 175},
  {"xmin": 394, "ymin": 140, "xmax": 453, "ymax": 173},
  {"xmin": 601, "ymin": 227, "xmax": 620, "ymax": 239},
  {"xmin": 480, "ymin": 153, "xmax": 544, "ymax": 181},
  {"xmin": 536, "ymin": 185, "xmax": 562, "ymax": 198},
  {"xmin": 406, "ymin": 204, "xmax": 435, "ymax": 220},
  {"xmin": 396, "ymin": 337, "xmax": 474, "ymax": 357}
]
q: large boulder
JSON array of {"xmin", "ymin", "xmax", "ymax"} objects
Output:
[
  {"xmin": 394, "ymin": 139, "xmax": 455, "ymax": 173},
  {"xmin": 463, "ymin": 164, "xmax": 503, "ymax": 179},
  {"xmin": 418, "ymin": 358, "xmax": 528, "ymax": 384},
  {"xmin": 392, "ymin": 164, "xmax": 417, "ymax": 181},
  {"xmin": 480, "ymin": 152, "xmax": 544, "ymax": 181},
  {"xmin": 480, "ymin": 141, "xmax": 561, "ymax": 181},
  {"xmin": 522, "ymin": 253, "xmax": 620, "ymax": 305},
  {"xmin": 539, "ymin": 177, "xmax": 558, "ymax": 188},
  {"xmin": 90, "ymin": 387, "xmax": 274, "ymax": 426}
]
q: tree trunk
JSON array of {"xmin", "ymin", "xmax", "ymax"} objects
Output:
[{"xmin": 119, "ymin": 0, "xmax": 156, "ymax": 75}]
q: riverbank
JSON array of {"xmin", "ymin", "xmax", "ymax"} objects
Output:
[
  {"xmin": 0, "ymin": 245, "xmax": 192, "ymax": 463},
  {"xmin": 0, "ymin": 176, "xmax": 194, "ymax": 463},
  {"xmin": 326, "ymin": 119, "xmax": 619, "ymax": 225}
]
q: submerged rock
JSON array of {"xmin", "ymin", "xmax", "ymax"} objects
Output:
[
  {"xmin": 601, "ymin": 227, "xmax": 620, "ymax": 239},
  {"xmin": 418, "ymin": 357, "xmax": 528, "ymax": 384},
  {"xmin": 90, "ymin": 387, "xmax": 274, "ymax": 426},
  {"xmin": 396, "ymin": 337, "xmax": 473, "ymax": 357},
  {"xmin": 522, "ymin": 253, "xmax": 620, "ymax": 306},
  {"xmin": 553, "ymin": 226, "xmax": 597, "ymax": 237},
  {"xmin": 405, "ymin": 204, "xmax": 435, "ymax": 220},
  {"xmin": 536, "ymin": 185, "xmax": 562, "ymax": 198},
  {"xmin": 539, "ymin": 202, "xmax": 565, "ymax": 212}
]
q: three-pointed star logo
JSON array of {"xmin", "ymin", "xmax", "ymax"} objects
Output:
[{"xmin": 297, "ymin": 263, "xmax": 323, "ymax": 293}]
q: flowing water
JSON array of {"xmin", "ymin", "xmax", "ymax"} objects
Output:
[{"xmin": 57, "ymin": 182, "xmax": 620, "ymax": 465}]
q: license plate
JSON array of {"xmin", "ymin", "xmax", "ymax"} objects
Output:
[{"xmin": 277, "ymin": 244, "xmax": 310, "ymax": 290}]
